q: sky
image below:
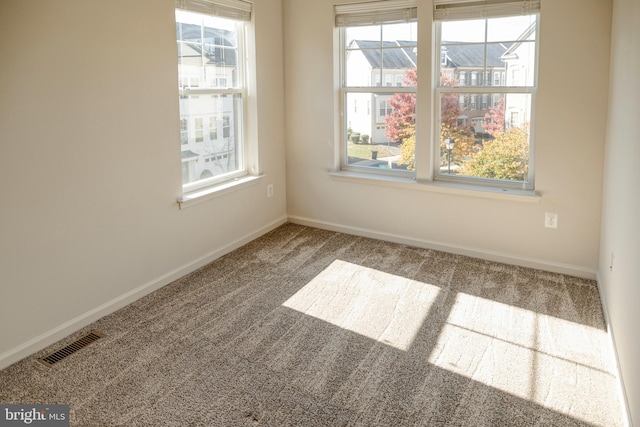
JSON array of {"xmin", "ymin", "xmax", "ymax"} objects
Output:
[{"xmin": 345, "ymin": 15, "xmax": 536, "ymax": 45}]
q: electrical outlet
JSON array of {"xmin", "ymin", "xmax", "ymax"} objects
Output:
[
  {"xmin": 267, "ymin": 184, "xmax": 274, "ymax": 198},
  {"xmin": 544, "ymin": 212, "xmax": 558, "ymax": 229}
]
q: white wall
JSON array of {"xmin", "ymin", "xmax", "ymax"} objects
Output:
[
  {"xmin": 284, "ymin": 0, "xmax": 611, "ymax": 277},
  {"xmin": 0, "ymin": 0, "xmax": 286, "ymax": 368},
  {"xmin": 600, "ymin": 0, "xmax": 640, "ymax": 423}
]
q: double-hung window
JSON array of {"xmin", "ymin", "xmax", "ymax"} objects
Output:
[
  {"xmin": 434, "ymin": 0, "xmax": 539, "ymax": 189},
  {"xmin": 336, "ymin": 0, "xmax": 417, "ymax": 175},
  {"xmin": 175, "ymin": 0, "xmax": 252, "ymax": 191}
]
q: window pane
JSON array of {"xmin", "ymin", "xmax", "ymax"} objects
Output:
[
  {"xmin": 345, "ymin": 92, "xmax": 415, "ymax": 170},
  {"xmin": 440, "ymin": 17, "xmax": 536, "ymax": 89},
  {"xmin": 504, "ymin": 41, "xmax": 536, "ymax": 87},
  {"xmin": 179, "ymin": 93, "xmax": 244, "ymax": 186},
  {"xmin": 381, "ymin": 22, "xmax": 417, "ymax": 44},
  {"xmin": 176, "ymin": 8, "xmax": 245, "ymax": 188},
  {"xmin": 344, "ymin": 23, "xmax": 417, "ymax": 88},
  {"xmin": 342, "ymin": 19, "xmax": 416, "ymax": 173},
  {"xmin": 436, "ymin": 13, "xmax": 536, "ymax": 188},
  {"xmin": 176, "ymin": 10, "xmax": 240, "ymax": 90},
  {"xmin": 441, "ymin": 19, "xmax": 485, "ymax": 44},
  {"xmin": 439, "ymin": 92, "xmax": 531, "ymax": 182},
  {"xmin": 176, "ymin": 21, "xmax": 202, "ymax": 42},
  {"xmin": 487, "ymin": 15, "xmax": 537, "ymax": 42}
]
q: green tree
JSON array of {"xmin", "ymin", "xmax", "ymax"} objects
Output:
[
  {"xmin": 386, "ymin": 72, "xmax": 527, "ymax": 181},
  {"xmin": 398, "ymin": 125, "xmax": 416, "ymax": 170},
  {"xmin": 459, "ymin": 127, "xmax": 529, "ymax": 181}
]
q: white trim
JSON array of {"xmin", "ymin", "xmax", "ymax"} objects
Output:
[
  {"xmin": 595, "ymin": 272, "xmax": 634, "ymax": 427},
  {"xmin": 0, "ymin": 215, "xmax": 288, "ymax": 371},
  {"xmin": 329, "ymin": 170, "xmax": 541, "ymax": 203},
  {"xmin": 288, "ymin": 214, "xmax": 596, "ymax": 279},
  {"xmin": 178, "ymin": 174, "xmax": 264, "ymax": 209}
]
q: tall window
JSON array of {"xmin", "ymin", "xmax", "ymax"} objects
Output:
[
  {"xmin": 336, "ymin": 0, "xmax": 417, "ymax": 174},
  {"xmin": 180, "ymin": 118, "xmax": 188, "ymax": 144},
  {"xmin": 195, "ymin": 117, "xmax": 204, "ymax": 142},
  {"xmin": 175, "ymin": 0, "xmax": 252, "ymax": 190},
  {"xmin": 209, "ymin": 116, "xmax": 218, "ymax": 140},
  {"xmin": 435, "ymin": 0, "xmax": 539, "ymax": 189}
]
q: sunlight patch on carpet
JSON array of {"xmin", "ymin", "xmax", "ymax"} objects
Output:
[
  {"xmin": 282, "ymin": 260, "xmax": 440, "ymax": 351},
  {"xmin": 428, "ymin": 292, "xmax": 620, "ymax": 426}
]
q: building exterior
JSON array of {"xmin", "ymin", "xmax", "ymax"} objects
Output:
[
  {"xmin": 345, "ymin": 22, "xmax": 535, "ymax": 141},
  {"xmin": 500, "ymin": 22, "xmax": 536, "ymax": 128},
  {"xmin": 441, "ymin": 42, "xmax": 508, "ymax": 132}
]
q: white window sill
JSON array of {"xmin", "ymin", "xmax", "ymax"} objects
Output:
[
  {"xmin": 328, "ymin": 171, "xmax": 541, "ymax": 203},
  {"xmin": 178, "ymin": 175, "xmax": 264, "ymax": 210}
]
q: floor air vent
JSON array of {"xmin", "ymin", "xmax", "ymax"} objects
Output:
[{"xmin": 37, "ymin": 330, "xmax": 105, "ymax": 367}]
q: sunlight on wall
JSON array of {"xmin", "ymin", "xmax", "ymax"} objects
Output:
[
  {"xmin": 428, "ymin": 292, "xmax": 620, "ymax": 426},
  {"xmin": 282, "ymin": 260, "xmax": 440, "ymax": 351}
]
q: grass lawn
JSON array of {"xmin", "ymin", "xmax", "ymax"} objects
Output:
[{"xmin": 347, "ymin": 142, "xmax": 399, "ymax": 159}]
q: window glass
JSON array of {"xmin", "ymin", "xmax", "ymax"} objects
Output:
[
  {"xmin": 342, "ymin": 20, "xmax": 417, "ymax": 172},
  {"xmin": 436, "ymin": 14, "xmax": 537, "ymax": 188},
  {"xmin": 176, "ymin": 9, "xmax": 246, "ymax": 188}
]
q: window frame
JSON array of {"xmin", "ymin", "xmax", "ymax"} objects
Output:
[
  {"xmin": 333, "ymin": 0, "xmax": 541, "ymax": 195},
  {"xmin": 433, "ymin": 13, "xmax": 540, "ymax": 191},
  {"xmin": 338, "ymin": 18, "xmax": 418, "ymax": 179},
  {"xmin": 175, "ymin": 0, "xmax": 256, "ymax": 196}
]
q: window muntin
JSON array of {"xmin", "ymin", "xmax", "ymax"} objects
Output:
[
  {"xmin": 435, "ymin": 14, "xmax": 538, "ymax": 189},
  {"xmin": 341, "ymin": 20, "xmax": 417, "ymax": 174},
  {"xmin": 176, "ymin": 9, "xmax": 246, "ymax": 190}
]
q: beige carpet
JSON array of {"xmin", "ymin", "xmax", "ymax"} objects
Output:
[{"xmin": 0, "ymin": 224, "xmax": 625, "ymax": 426}]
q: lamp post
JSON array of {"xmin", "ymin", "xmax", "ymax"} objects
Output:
[{"xmin": 445, "ymin": 138, "xmax": 455, "ymax": 174}]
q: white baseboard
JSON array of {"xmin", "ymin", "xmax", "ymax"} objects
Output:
[
  {"xmin": 596, "ymin": 272, "xmax": 633, "ymax": 427},
  {"xmin": 288, "ymin": 215, "xmax": 597, "ymax": 280},
  {"xmin": 0, "ymin": 215, "xmax": 288, "ymax": 371}
]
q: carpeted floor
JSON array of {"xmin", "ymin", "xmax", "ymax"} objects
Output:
[{"xmin": 0, "ymin": 224, "xmax": 625, "ymax": 426}]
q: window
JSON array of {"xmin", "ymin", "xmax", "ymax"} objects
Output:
[
  {"xmin": 333, "ymin": 0, "xmax": 539, "ymax": 191},
  {"xmin": 378, "ymin": 99, "xmax": 393, "ymax": 121},
  {"xmin": 435, "ymin": 1, "xmax": 539, "ymax": 189},
  {"xmin": 195, "ymin": 117, "xmax": 204, "ymax": 142},
  {"xmin": 175, "ymin": 0, "xmax": 252, "ymax": 191},
  {"xmin": 209, "ymin": 116, "xmax": 217, "ymax": 140},
  {"xmin": 336, "ymin": 0, "xmax": 417, "ymax": 174},
  {"xmin": 385, "ymin": 75, "xmax": 393, "ymax": 86},
  {"xmin": 222, "ymin": 115, "xmax": 231, "ymax": 138},
  {"xmin": 510, "ymin": 110, "xmax": 520, "ymax": 127},
  {"xmin": 180, "ymin": 117, "xmax": 188, "ymax": 144}
]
